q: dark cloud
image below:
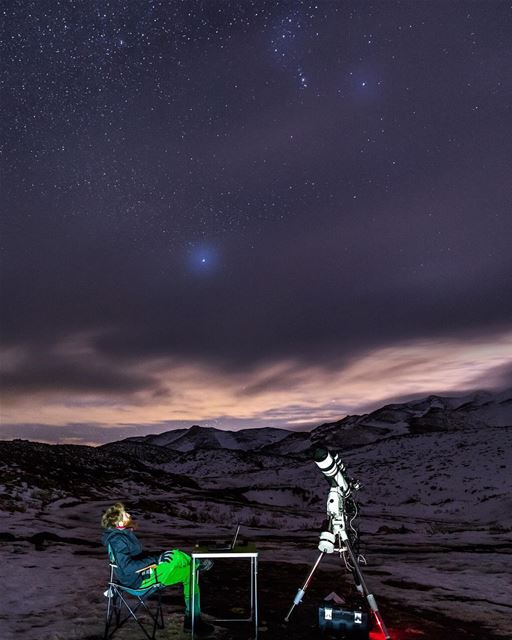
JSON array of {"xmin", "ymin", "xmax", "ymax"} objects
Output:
[
  {"xmin": 3, "ymin": 202, "xmax": 510, "ymax": 385},
  {"xmin": 237, "ymin": 364, "xmax": 308, "ymax": 397},
  {"xmin": 0, "ymin": 344, "xmax": 168, "ymax": 399},
  {"xmin": 1, "ymin": 2, "xmax": 511, "ymax": 420}
]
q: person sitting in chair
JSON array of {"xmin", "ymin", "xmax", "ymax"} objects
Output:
[{"xmin": 101, "ymin": 502, "xmax": 214, "ymax": 636}]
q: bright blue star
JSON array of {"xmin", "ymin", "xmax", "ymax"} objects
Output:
[{"xmin": 187, "ymin": 245, "xmax": 219, "ymax": 275}]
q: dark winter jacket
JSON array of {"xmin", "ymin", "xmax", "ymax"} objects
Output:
[{"xmin": 102, "ymin": 527, "xmax": 159, "ymax": 589}]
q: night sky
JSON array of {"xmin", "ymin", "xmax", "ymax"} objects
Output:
[{"xmin": 1, "ymin": 1, "xmax": 511, "ymax": 445}]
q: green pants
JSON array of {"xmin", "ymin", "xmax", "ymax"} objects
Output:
[{"xmin": 140, "ymin": 550, "xmax": 200, "ymax": 616}]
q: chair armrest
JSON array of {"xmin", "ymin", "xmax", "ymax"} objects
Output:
[{"xmin": 135, "ymin": 564, "xmax": 157, "ymax": 574}]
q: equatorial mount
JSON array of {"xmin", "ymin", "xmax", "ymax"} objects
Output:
[{"xmin": 284, "ymin": 446, "xmax": 391, "ymax": 640}]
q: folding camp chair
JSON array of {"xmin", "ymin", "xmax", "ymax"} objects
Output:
[{"xmin": 104, "ymin": 544, "xmax": 165, "ymax": 640}]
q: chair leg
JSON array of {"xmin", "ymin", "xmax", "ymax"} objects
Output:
[
  {"xmin": 152, "ymin": 592, "xmax": 164, "ymax": 637},
  {"xmin": 158, "ymin": 592, "xmax": 164, "ymax": 629},
  {"xmin": 104, "ymin": 590, "xmax": 135, "ymax": 640},
  {"xmin": 114, "ymin": 593, "xmax": 122, "ymax": 626},
  {"xmin": 103, "ymin": 604, "xmax": 111, "ymax": 640},
  {"xmin": 104, "ymin": 586, "xmax": 165, "ymax": 640},
  {"xmin": 135, "ymin": 593, "xmax": 165, "ymax": 639},
  {"xmin": 104, "ymin": 589, "xmax": 119, "ymax": 640},
  {"xmin": 118, "ymin": 592, "xmax": 160, "ymax": 640}
]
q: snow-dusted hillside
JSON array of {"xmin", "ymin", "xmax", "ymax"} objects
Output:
[
  {"xmin": 0, "ymin": 389, "xmax": 511, "ymax": 639},
  {"xmin": 113, "ymin": 390, "xmax": 512, "ymax": 460},
  {"xmin": 306, "ymin": 389, "xmax": 512, "ymax": 450},
  {"xmin": 127, "ymin": 425, "xmax": 294, "ymax": 452}
]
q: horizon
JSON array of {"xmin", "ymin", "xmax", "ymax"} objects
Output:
[
  {"xmin": 2, "ymin": 384, "xmax": 510, "ymax": 447},
  {"xmin": 2, "ymin": 3, "xmax": 511, "ymax": 448}
]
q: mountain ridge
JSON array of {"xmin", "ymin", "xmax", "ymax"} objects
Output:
[{"xmin": 108, "ymin": 388, "xmax": 512, "ymax": 455}]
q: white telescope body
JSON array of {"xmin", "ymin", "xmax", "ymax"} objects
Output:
[
  {"xmin": 313, "ymin": 448, "xmax": 350, "ymax": 494},
  {"xmin": 318, "ymin": 530, "xmax": 335, "ymax": 554},
  {"xmin": 286, "ymin": 445, "xmax": 392, "ymax": 640}
]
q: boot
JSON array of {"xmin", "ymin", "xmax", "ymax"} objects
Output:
[
  {"xmin": 198, "ymin": 558, "xmax": 214, "ymax": 572},
  {"xmin": 183, "ymin": 614, "xmax": 215, "ymax": 636}
]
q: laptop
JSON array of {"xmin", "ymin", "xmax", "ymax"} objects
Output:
[{"xmin": 209, "ymin": 523, "xmax": 241, "ymax": 552}]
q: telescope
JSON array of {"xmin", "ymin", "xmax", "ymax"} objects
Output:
[
  {"xmin": 285, "ymin": 445, "xmax": 391, "ymax": 640},
  {"xmin": 313, "ymin": 446, "xmax": 356, "ymax": 493}
]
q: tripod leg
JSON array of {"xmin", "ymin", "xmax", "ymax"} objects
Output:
[
  {"xmin": 284, "ymin": 551, "xmax": 325, "ymax": 622},
  {"xmin": 343, "ymin": 539, "xmax": 391, "ymax": 640},
  {"xmin": 351, "ymin": 567, "xmax": 364, "ymax": 595}
]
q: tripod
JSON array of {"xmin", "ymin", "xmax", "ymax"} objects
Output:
[{"xmin": 285, "ymin": 448, "xmax": 391, "ymax": 640}]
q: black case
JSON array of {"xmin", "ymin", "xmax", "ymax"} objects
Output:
[{"xmin": 318, "ymin": 606, "xmax": 370, "ymax": 638}]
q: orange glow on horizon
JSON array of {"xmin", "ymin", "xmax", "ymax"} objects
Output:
[{"xmin": 1, "ymin": 330, "xmax": 511, "ymax": 434}]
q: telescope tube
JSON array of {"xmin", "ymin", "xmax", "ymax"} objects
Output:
[{"xmin": 313, "ymin": 446, "xmax": 350, "ymax": 494}]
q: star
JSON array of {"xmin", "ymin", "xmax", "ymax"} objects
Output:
[{"xmin": 187, "ymin": 245, "xmax": 219, "ymax": 275}]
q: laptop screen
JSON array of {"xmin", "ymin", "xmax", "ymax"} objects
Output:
[{"xmin": 230, "ymin": 524, "xmax": 241, "ymax": 549}]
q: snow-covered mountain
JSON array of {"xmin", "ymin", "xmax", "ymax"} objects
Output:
[
  {"xmin": 304, "ymin": 388, "xmax": 512, "ymax": 451},
  {"xmin": 126, "ymin": 424, "xmax": 294, "ymax": 452},
  {"xmin": 2, "ymin": 390, "xmax": 510, "ymax": 508},
  {"xmin": 118, "ymin": 389, "xmax": 512, "ymax": 458}
]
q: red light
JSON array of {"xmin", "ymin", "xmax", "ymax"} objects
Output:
[{"xmin": 370, "ymin": 627, "xmax": 426, "ymax": 640}]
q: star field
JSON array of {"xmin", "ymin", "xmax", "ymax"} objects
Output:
[{"xmin": 1, "ymin": 1, "xmax": 512, "ymax": 442}]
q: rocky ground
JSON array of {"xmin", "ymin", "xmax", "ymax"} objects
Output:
[
  {"xmin": 0, "ymin": 524, "xmax": 510, "ymax": 640},
  {"xmin": 1, "ymin": 392, "xmax": 511, "ymax": 639}
]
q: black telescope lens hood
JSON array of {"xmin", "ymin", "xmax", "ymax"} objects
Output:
[{"xmin": 312, "ymin": 446, "xmax": 329, "ymax": 462}]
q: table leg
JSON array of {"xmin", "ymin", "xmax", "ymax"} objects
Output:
[
  {"xmin": 191, "ymin": 556, "xmax": 196, "ymax": 638},
  {"xmin": 254, "ymin": 555, "xmax": 258, "ymax": 639}
]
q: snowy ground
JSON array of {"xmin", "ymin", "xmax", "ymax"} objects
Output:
[
  {"xmin": 0, "ymin": 496, "xmax": 510, "ymax": 639},
  {"xmin": 1, "ymin": 422, "xmax": 511, "ymax": 639}
]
